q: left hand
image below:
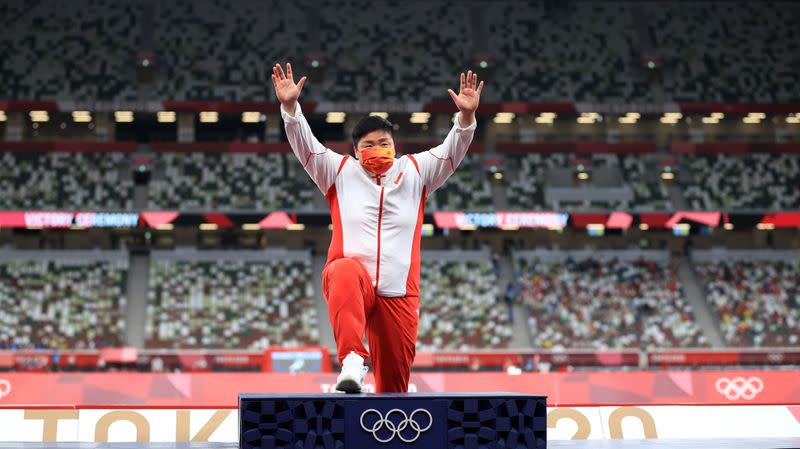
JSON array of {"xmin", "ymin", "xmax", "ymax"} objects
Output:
[{"xmin": 448, "ymin": 70, "xmax": 484, "ymax": 124}]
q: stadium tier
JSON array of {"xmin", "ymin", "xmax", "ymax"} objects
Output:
[
  {"xmin": 505, "ymin": 153, "xmax": 672, "ymax": 211},
  {"xmin": 0, "ymin": 152, "xmax": 134, "ymax": 210},
  {"xmin": 514, "ymin": 251, "xmax": 707, "ymax": 350},
  {"xmin": 417, "ymin": 252, "xmax": 512, "ymax": 351},
  {"xmin": 428, "ymin": 154, "xmax": 494, "ymax": 211},
  {"xmin": 693, "ymin": 251, "xmax": 800, "ymax": 347},
  {"xmin": 647, "ymin": 1, "xmax": 799, "ymax": 102},
  {"xmin": 0, "ymin": 0, "xmax": 141, "ymax": 101},
  {"xmin": 145, "ymin": 251, "xmax": 319, "ymax": 349},
  {"xmin": 2, "ymin": 0, "xmax": 799, "ymax": 102},
  {"xmin": 2, "ymin": 3, "xmax": 800, "ymax": 447},
  {"xmin": 0, "ymin": 251, "xmax": 128, "ymax": 350},
  {"xmin": 1, "ymin": 144, "xmax": 799, "ymax": 212},
  {"xmin": 0, "ymin": 0, "xmax": 798, "ymax": 373},
  {"xmin": 484, "ymin": 0, "xmax": 651, "ymax": 103},
  {"xmin": 148, "ymin": 152, "xmax": 316, "ymax": 211},
  {"xmin": 681, "ymin": 154, "xmax": 800, "ymax": 210}
]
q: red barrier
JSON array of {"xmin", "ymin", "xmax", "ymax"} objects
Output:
[
  {"xmin": 775, "ymin": 143, "xmax": 800, "ymax": 154},
  {"xmin": 3, "ymin": 100, "xmax": 797, "ymax": 115},
  {"xmin": 0, "ymin": 141, "xmax": 136, "ymax": 153},
  {"xmin": 159, "ymin": 101, "xmax": 308, "ymax": 113},
  {"xmin": 321, "ymin": 141, "xmax": 485, "ymax": 155},
  {"xmin": 322, "ymin": 141, "xmax": 351, "ymax": 155},
  {"xmin": 497, "ymin": 142, "xmax": 655, "ymax": 154},
  {"xmin": 403, "ymin": 141, "xmax": 484, "ymax": 154},
  {"xmin": 573, "ymin": 142, "xmax": 656, "ymax": 154},
  {"xmin": 669, "ymin": 142, "xmax": 800, "ymax": 155},
  {"xmin": 650, "ymin": 349, "xmax": 800, "ymax": 366},
  {"xmin": 0, "ymin": 100, "xmax": 59, "ymax": 111},
  {"xmin": 0, "ymin": 370, "xmax": 796, "ymax": 407},
  {"xmin": 677, "ymin": 102, "xmax": 800, "ymax": 114},
  {"xmin": 497, "ymin": 143, "xmax": 575, "ymax": 154},
  {"xmin": 1, "ymin": 140, "xmax": 795, "ymax": 155},
  {"xmin": 150, "ymin": 142, "xmax": 291, "ymax": 153},
  {"xmin": 4, "ymin": 348, "xmax": 799, "ymax": 372}
]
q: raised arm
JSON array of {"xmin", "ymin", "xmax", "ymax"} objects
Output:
[
  {"xmin": 412, "ymin": 70, "xmax": 484, "ymax": 193},
  {"xmin": 272, "ymin": 63, "xmax": 342, "ymax": 193}
]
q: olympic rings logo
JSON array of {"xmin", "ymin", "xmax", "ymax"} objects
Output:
[
  {"xmin": 0, "ymin": 379, "xmax": 10, "ymax": 400},
  {"xmin": 715, "ymin": 376, "xmax": 764, "ymax": 400},
  {"xmin": 359, "ymin": 408, "xmax": 433, "ymax": 443}
]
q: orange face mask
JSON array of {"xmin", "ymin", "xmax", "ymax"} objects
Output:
[{"xmin": 359, "ymin": 146, "xmax": 395, "ymax": 175}]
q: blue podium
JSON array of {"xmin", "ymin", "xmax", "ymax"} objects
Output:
[{"xmin": 239, "ymin": 392, "xmax": 546, "ymax": 449}]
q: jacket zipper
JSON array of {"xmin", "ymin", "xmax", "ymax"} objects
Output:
[{"xmin": 375, "ymin": 186, "xmax": 385, "ymax": 289}]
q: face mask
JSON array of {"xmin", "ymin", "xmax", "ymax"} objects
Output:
[{"xmin": 359, "ymin": 146, "xmax": 395, "ymax": 175}]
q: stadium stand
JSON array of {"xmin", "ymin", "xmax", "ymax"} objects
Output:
[
  {"xmin": 506, "ymin": 153, "xmax": 671, "ymax": 211},
  {"xmin": 145, "ymin": 250, "xmax": 319, "ymax": 349},
  {"xmin": 0, "ymin": 0, "xmax": 140, "ymax": 100},
  {"xmin": 3, "ymin": 1, "xmax": 798, "ymax": 103},
  {"xmin": 428, "ymin": 154, "xmax": 493, "ymax": 211},
  {"xmin": 505, "ymin": 154, "xmax": 548, "ymax": 211},
  {"xmin": 514, "ymin": 250, "xmax": 707, "ymax": 349},
  {"xmin": 2, "ymin": 0, "xmax": 799, "ymax": 363},
  {"xmin": 317, "ymin": 0, "xmax": 471, "ymax": 102},
  {"xmin": 417, "ymin": 251, "xmax": 512, "ymax": 350},
  {"xmin": 693, "ymin": 252, "xmax": 800, "ymax": 347},
  {"xmin": 0, "ymin": 152, "xmax": 134, "ymax": 210},
  {"xmin": 648, "ymin": 1, "xmax": 800, "ymax": 102},
  {"xmin": 152, "ymin": 0, "xmax": 306, "ymax": 102},
  {"xmin": 148, "ymin": 152, "xmax": 316, "ymax": 211},
  {"xmin": 149, "ymin": 0, "xmax": 653, "ymax": 103},
  {"xmin": 0, "ymin": 251, "xmax": 128, "ymax": 350},
  {"xmin": 620, "ymin": 155, "xmax": 672, "ymax": 211},
  {"xmin": 485, "ymin": 1, "xmax": 651, "ymax": 103},
  {"xmin": 681, "ymin": 154, "xmax": 800, "ymax": 210}
]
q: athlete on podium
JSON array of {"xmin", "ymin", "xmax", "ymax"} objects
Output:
[{"xmin": 272, "ymin": 63, "xmax": 484, "ymax": 393}]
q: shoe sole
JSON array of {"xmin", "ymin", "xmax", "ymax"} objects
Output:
[{"xmin": 335, "ymin": 378, "xmax": 362, "ymax": 394}]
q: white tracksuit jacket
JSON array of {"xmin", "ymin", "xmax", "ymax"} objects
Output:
[{"xmin": 282, "ymin": 103, "xmax": 476, "ymax": 297}]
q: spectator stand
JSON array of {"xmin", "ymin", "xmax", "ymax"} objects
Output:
[
  {"xmin": 692, "ymin": 249, "xmax": 800, "ymax": 347},
  {"xmin": 417, "ymin": 249, "xmax": 513, "ymax": 351},
  {"xmin": 146, "ymin": 248, "xmax": 318, "ymax": 349},
  {"xmin": 147, "ymin": 149, "xmax": 317, "ymax": 211},
  {"xmin": 512, "ymin": 249, "xmax": 706, "ymax": 350},
  {"xmin": 0, "ymin": 150, "xmax": 134, "ymax": 210},
  {"xmin": 0, "ymin": 250, "xmax": 128, "ymax": 350}
]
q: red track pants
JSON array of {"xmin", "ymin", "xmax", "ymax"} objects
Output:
[{"xmin": 322, "ymin": 257, "xmax": 419, "ymax": 393}]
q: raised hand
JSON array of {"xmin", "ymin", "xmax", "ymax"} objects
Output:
[
  {"xmin": 447, "ymin": 70, "xmax": 484, "ymax": 126},
  {"xmin": 272, "ymin": 63, "xmax": 307, "ymax": 116}
]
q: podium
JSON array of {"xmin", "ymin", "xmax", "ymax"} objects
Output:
[{"xmin": 240, "ymin": 392, "xmax": 546, "ymax": 449}]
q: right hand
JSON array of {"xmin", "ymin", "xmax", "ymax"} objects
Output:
[{"xmin": 272, "ymin": 63, "xmax": 306, "ymax": 116}]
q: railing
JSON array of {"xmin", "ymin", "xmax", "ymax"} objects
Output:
[{"xmin": 2, "ymin": 347, "xmax": 799, "ymax": 372}]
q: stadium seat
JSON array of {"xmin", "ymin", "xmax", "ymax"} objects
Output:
[
  {"xmin": 0, "ymin": 257, "xmax": 128, "ymax": 350},
  {"xmin": 148, "ymin": 153, "xmax": 316, "ymax": 210},
  {"xmin": 514, "ymin": 255, "xmax": 706, "ymax": 349},
  {"xmin": 682, "ymin": 154, "xmax": 800, "ymax": 210},
  {"xmin": 428, "ymin": 154, "xmax": 493, "ymax": 211},
  {"xmin": 4, "ymin": 1, "xmax": 798, "ymax": 103},
  {"xmin": 152, "ymin": 0, "xmax": 306, "ymax": 101},
  {"xmin": 417, "ymin": 258, "xmax": 512, "ymax": 350},
  {"xmin": 506, "ymin": 153, "xmax": 672, "ymax": 211},
  {"xmin": 146, "ymin": 257, "xmax": 319, "ymax": 349},
  {"xmin": 695, "ymin": 260, "xmax": 800, "ymax": 347},
  {"xmin": 506, "ymin": 154, "xmax": 548, "ymax": 211},
  {"xmin": 0, "ymin": 152, "xmax": 134, "ymax": 210},
  {"xmin": 0, "ymin": 0, "xmax": 140, "ymax": 100},
  {"xmin": 648, "ymin": 1, "xmax": 800, "ymax": 102},
  {"xmin": 484, "ymin": 1, "xmax": 652, "ymax": 103}
]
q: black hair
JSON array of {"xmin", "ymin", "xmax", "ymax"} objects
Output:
[{"xmin": 351, "ymin": 115, "xmax": 394, "ymax": 147}]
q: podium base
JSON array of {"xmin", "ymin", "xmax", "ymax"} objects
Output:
[{"xmin": 239, "ymin": 392, "xmax": 547, "ymax": 449}]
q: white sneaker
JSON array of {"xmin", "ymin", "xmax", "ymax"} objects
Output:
[{"xmin": 335, "ymin": 351, "xmax": 368, "ymax": 393}]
